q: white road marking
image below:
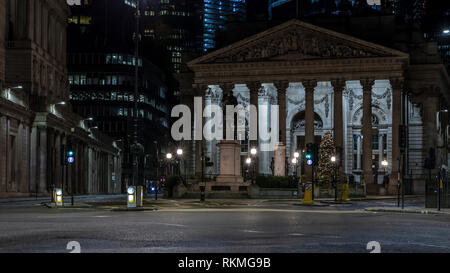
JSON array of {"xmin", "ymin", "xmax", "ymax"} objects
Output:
[{"xmin": 242, "ymin": 230, "xmax": 264, "ymax": 233}]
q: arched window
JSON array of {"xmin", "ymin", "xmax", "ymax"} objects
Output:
[{"xmin": 291, "ymin": 111, "xmax": 323, "ymax": 131}]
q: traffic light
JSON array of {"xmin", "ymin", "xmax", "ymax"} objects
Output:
[
  {"xmin": 205, "ymin": 156, "xmax": 214, "ymax": 167},
  {"xmin": 160, "ymin": 176, "xmax": 166, "ymax": 184},
  {"xmin": 66, "ymin": 144, "xmax": 74, "ymax": 164},
  {"xmin": 306, "ymin": 143, "xmax": 314, "ymax": 166}
]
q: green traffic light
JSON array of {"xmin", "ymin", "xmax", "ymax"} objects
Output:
[
  {"xmin": 68, "ymin": 151, "xmax": 74, "ymax": 157},
  {"xmin": 306, "ymin": 154, "xmax": 312, "ymax": 160}
]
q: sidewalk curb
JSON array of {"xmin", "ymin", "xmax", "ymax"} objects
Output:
[
  {"xmin": 365, "ymin": 207, "xmax": 450, "ymax": 215},
  {"xmin": 42, "ymin": 203, "xmax": 93, "ymax": 209},
  {"xmin": 110, "ymin": 207, "xmax": 158, "ymax": 212}
]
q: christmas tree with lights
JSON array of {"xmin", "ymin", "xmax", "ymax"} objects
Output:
[{"xmin": 317, "ymin": 131, "xmax": 336, "ymax": 181}]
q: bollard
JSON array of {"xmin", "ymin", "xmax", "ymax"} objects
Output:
[
  {"xmin": 339, "ymin": 183, "xmax": 350, "ymax": 202},
  {"xmin": 301, "ymin": 183, "xmax": 314, "ymax": 205},
  {"xmin": 53, "ymin": 188, "xmax": 63, "ymax": 206},
  {"xmin": 200, "ymin": 186, "xmax": 206, "ymax": 202},
  {"xmin": 127, "ymin": 186, "xmax": 137, "ymax": 208}
]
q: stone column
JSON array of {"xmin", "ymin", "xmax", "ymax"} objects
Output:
[
  {"xmin": 0, "ymin": 117, "xmax": 7, "ymax": 193},
  {"xmin": 361, "ymin": 79, "xmax": 374, "ymax": 185},
  {"xmin": 193, "ymin": 84, "xmax": 207, "ymax": 177},
  {"xmin": 388, "ymin": 78, "xmax": 403, "ymax": 194},
  {"xmin": 332, "ymin": 79, "xmax": 346, "ymax": 181},
  {"xmin": 248, "ymin": 81, "xmax": 261, "ymax": 174},
  {"xmin": 357, "ymin": 135, "xmax": 362, "ymax": 170},
  {"xmin": 273, "ymin": 81, "xmax": 289, "ymax": 177},
  {"xmin": 332, "ymin": 79, "xmax": 346, "ymax": 150},
  {"xmin": 304, "ymin": 80, "xmax": 317, "ymax": 182},
  {"xmin": 422, "ymin": 93, "xmax": 440, "ymax": 185},
  {"xmin": 38, "ymin": 127, "xmax": 48, "ymax": 194}
]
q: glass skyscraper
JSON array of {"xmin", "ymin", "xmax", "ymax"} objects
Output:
[{"xmin": 202, "ymin": 0, "xmax": 247, "ymax": 51}]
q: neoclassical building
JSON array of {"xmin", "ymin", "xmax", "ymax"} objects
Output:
[
  {"xmin": 0, "ymin": 0, "xmax": 122, "ymax": 198},
  {"xmin": 184, "ymin": 20, "xmax": 450, "ymax": 195}
]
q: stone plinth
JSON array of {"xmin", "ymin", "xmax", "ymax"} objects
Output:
[
  {"xmin": 274, "ymin": 142, "xmax": 286, "ymax": 177},
  {"xmin": 216, "ymin": 140, "xmax": 243, "ymax": 184}
]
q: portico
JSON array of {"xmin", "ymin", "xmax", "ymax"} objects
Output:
[{"xmin": 187, "ymin": 20, "xmax": 411, "ymax": 194}]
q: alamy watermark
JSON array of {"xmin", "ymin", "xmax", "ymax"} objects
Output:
[{"xmin": 171, "ymin": 97, "xmax": 280, "ymax": 152}]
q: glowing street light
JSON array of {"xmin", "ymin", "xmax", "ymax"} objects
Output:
[
  {"xmin": 331, "ymin": 156, "xmax": 337, "ymax": 163},
  {"xmin": 291, "ymin": 158, "xmax": 298, "ymax": 165},
  {"xmin": 166, "ymin": 153, "xmax": 173, "ymax": 160},
  {"xmin": 444, "ymin": 29, "xmax": 450, "ymax": 34},
  {"xmin": 381, "ymin": 159, "xmax": 389, "ymax": 168},
  {"xmin": 294, "ymin": 152, "xmax": 300, "ymax": 158},
  {"xmin": 250, "ymin": 148, "xmax": 257, "ymax": 156},
  {"xmin": 246, "ymin": 157, "xmax": 252, "ymax": 165},
  {"xmin": 177, "ymin": 148, "xmax": 183, "ymax": 156}
]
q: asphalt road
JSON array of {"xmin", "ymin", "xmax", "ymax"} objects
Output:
[{"xmin": 0, "ymin": 204, "xmax": 449, "ymax": 253}]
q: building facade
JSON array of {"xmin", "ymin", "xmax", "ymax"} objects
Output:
[
  {"xmin": 0, "ymin": 0, "xmax": 122, "ymax": 198},
  {"xmin": 184, "ymin": 20, "xmax": 450, "ymax": 196}
]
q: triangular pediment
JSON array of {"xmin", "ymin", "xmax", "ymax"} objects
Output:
[{"xmin": 188, "ymin": 20, "xmax": 408, "ymax": 66}]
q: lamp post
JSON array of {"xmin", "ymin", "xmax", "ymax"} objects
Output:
[
  {"xmin": 293, "ymin": 151, "xmax": 300, "ymax": 179},
  {"xmin": 246, "ymin": 157, "xmax": 252, "ymax": 182},
  {"xmin": 331, "ymin": 155, "xmax": 337, "ymax": 198},
  {"xmin": 291, "ymin": 157, "xmax": 298, "ymax": 178},
  {"xmin": 176, "ymin": 148, "xmax": 183, "ymax": 177},
  {"xmin": 250, "ymin": 147, "xmax": 257, "ymax": 184},
  {"xmin": 166, "ymin": 152, "xmax": 173, "ymax": 176}
]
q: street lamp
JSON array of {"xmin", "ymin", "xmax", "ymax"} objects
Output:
[
  {"xmin": 176, "ymin": 148, "xmax": 183, "ymax": 177},
  {"xmin": 166, "ymin": 153, "xmax": 173, "ymax": 160},
  {"xmin": 292, "ymin": 157, "xmax": 298, "ymax": 180},
  {"xmin": 331, "ymin": 155, "xmax": 338, "ymax": 202},
  {"xmin": 246, "ymin": 157, "xmax": 252, "ymax": 165},
  {"xmin": 294, "ymin": 152, "xmax": 300, "ymax": 159},
  {"xmin": 250, "ymin": 147, "xmax": 258, "ymax": 184}
]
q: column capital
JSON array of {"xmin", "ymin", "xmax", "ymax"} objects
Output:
[
  {"xmin": 220, "ymin": 83, "xmax": 235, "ymax": 96},
  {"xmin": 247, "ymin": 81, "xmax": 262, "ymax": 94},
  {"xmin": 360, "ymin": 78, "xmax": 375, "ymax": 90},
  {"xmin": 192, "ymin": 83, "xmax": 209, "ymax": 95},
  {"xmin": 389, "ymin": 77, "xmax": 404, "ymax": 90},
  {"xmin": 302, "ymin": 80, "xmax": 317, "ymax": 91},
  {"xmin": 330, "ymin": 79, "xmax": 347, "ymax": 90},
  {"xmin": 273, "ymin": 80, "xmax": 290, "ymax": 91}
]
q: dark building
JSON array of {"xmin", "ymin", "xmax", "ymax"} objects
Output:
[
  {"xmin": 67, "ymin": 0, "xmax": 171, "ymax": 191},
  {"xmin": 141, "ymin": 0, "xmax": 247, "ymax": 75},
  {"xmin": 423, "ymin": 1, "xmax": 450, "ymax": 72},
  {"xmin": 141, "ymin": 0, "xmax": 202, "ymax": 74}
]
